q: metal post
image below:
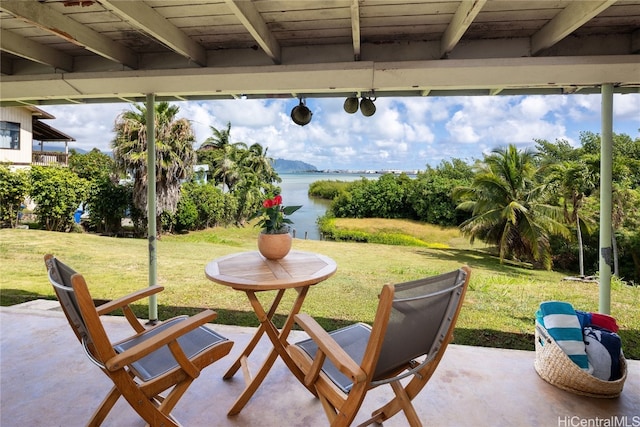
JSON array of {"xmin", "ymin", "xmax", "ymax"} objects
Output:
[
  {"xmin": 146, "ymin": 93, "xmax": 158, "ymax": 323},
  {"xmin": 598, "ymin": 84, "xmax": 613, "ymax": 314}
]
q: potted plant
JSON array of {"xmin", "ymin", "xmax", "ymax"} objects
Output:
[{"xmin": 252, "ymin": 194, "xmax": 301, "ymax": 259}]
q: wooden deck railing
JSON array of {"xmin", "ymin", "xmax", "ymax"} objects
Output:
[{"xmin": 32, "ymin": 151, "xmax": 68, "ymax": 166}]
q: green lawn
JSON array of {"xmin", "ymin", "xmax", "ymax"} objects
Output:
[{"xmin": 1, "ymin": 225, "xmax": 638, "ymax": 359}]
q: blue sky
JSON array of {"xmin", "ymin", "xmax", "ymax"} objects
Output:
[{"xmin": 46, "ymin": 93, "xmax": 639, "ymax": 172}]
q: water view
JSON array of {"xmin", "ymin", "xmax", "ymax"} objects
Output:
[{"xmin": 278, "ymin": 172, "xmax": 381, "ymax": 240}]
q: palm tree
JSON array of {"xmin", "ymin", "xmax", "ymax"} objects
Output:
[
  {"xmin": 232, "ymin": 143, "xmax": 281, "ymax": 224},
  {"xmin": 537, "ymin": 138, "xmax": 598, "ymax": 276},
  {"xmin": 196, "ymin": 122, "xmax": 282, "ymax": 225},
  {"xmin": 544, "ymin": 159, "xmax": 596, "ymax": 276},
  {"xmin": 112, "ymin": 101, "xmax": 196, "ymax": 234},
  {"xmin": 244, "ymin": 143, "xmax": 280, "ymax": 185},
  {"xmin": 453, "ymin": 144, "xmax": 570, "ymax": 270},
  {"xmin": 199, "ymin": 123, "xmax": 246, "ymax": 191},
  {"xmin": 200, "ymin": 122, "xmax": 231, "ymax": 151}
]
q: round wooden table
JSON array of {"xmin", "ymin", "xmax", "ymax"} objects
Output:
[
  {"xmin": 205, "ymin": 250, "xmax": 337, "ymax": 415},
  {"xmin": 205, "ymin": 250, "xmax": 337, "ymax": 290}
]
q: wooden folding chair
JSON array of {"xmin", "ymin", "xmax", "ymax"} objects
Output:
[
  {"xmin": 44, "ymin": 254, "xmax": 233, "ymax": 427},
  {"xmin": 288, "ymin": 267, "xmax": 470, "ymax": 427}
]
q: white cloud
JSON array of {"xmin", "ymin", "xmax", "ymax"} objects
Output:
[
  {"xmin": 38, "ymin": 93, "xmax": 639, "ymax": 171},
  {"xmin": 441, "ymin": 96, "xmax": 575, "ymax": 148},
  {"xmin": 614, "ymin": 94, "xmax": 640, "ymax": 122},
  {"xmin": 45, "ymin": 103, "xmax": 127, "ymax": 152}
]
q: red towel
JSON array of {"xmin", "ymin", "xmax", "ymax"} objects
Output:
[{"xmin": 590, "ymin": 313, "xmax": 619, "ymax": 333}]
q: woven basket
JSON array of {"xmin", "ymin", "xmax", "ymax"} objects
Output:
[{"xmin": 534, "ymin": 322, "xmax": 626, "ymax": 398}]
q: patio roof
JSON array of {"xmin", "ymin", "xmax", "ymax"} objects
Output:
[
  {"xmin": 32, "ymin": 119, "xmax": 75, "ymax": 142},
  {"xmin": 1, "ymin": 0, "xmax": 639, "ymax": 106}
]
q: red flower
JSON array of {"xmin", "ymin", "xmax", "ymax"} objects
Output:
[
  {"xmin": 263, "ymin": 195, "xmax": 283, "ymax": 209},
  {"xmin": 252, "ymin": 194, "xmax": 302, "ymax": 234}
]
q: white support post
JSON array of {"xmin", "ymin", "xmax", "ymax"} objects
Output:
[
  {"xmin": 146, "ymin": 93, "xmax": 158, "ymax": 323},
  {"xmin": 598, "ymin": 83, "xmax": 613, "ymax": 314}
]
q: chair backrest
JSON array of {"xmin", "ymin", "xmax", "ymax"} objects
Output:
[
  {"xmin": 373, "ymin": 268, "xmax": 468, "ymax": 380},
  {"xmin": 44, "ymin": 254, "xmax": 108, "ymax": 365}
]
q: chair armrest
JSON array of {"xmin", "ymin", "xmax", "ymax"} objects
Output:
[
  {"xmin": 105, "ymin": 310, "xmax": 217, "ymax": 372},
  {"xmin": 96, "ymin": 285, "xmax": 164, "ymax": 316},
  {"xmin": 295, "ymin": 313, "xmax": 366, "ymax": 384}
]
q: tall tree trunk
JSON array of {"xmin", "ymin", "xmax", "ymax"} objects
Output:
[
  {"xmin": 632, "ymin": 251, "xmax": 640, "ymax": 283},
  {"xmin": 577, "ymin": 215, "xmax": 585, "ymax": 277},
  {"xmin": 611, "ymin": 226, "xmax": 619, "ymax": 277}
]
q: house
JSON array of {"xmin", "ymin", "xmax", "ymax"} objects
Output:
[{"xmin": 0, "ymin": 106, "xmax": 75, "ymax": 169}]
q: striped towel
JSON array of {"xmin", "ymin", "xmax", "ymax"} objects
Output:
[{"xmin": 536, "ymin": 301, "xmax": 592, "ymax": 372}]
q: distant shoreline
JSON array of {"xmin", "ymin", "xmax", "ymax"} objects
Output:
[{"xmin": 277, "ymin": 170, "xmax": 419, "ymax": 175}]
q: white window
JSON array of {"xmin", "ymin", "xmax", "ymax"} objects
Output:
[{"xmin": 0, "ymin": 121, "xmax": 20, "ymax": 150}]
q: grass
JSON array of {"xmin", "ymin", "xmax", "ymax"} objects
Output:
[
  {"xmin": 1, "ymin": 223, "xmax": 638, "ymax": 359},
  {"xmin": 323, "ymin": 217, "xmax": 487, "ymax": 249}
]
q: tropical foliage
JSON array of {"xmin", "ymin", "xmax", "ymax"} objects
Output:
[
  {"xmin": 327, "ymin": 160, "xmax": 473, "ymax": 226},
  {"xmin": 251, "ymin": 194, "xmax": 301, "ymax": 234},
  {"xmin": 0, "ymin": 165, "xmax": 30, "ymax": 228},
  {"xmin": 112, "ymin": 101, "xmax": 196, "ymax": 234},
  {"xmin": 68, "ymin": 148, "xmax": 129, "ymax": 234},
  {"xmin": 29, "ymin": 166, "xmax": 88, "ymax": 232},
  {"xmin": 331, "ymin": 173, "xmax": 414, "ymax": 219},
  {"xmin": 86, "ymin": 178, "xmax": 132, "ymax": 234},
  {"xmin": 2, "ymin": 110, "xmax": 638, "ymax": 282},
  {"xmin": 453, "ymin": 145, "xmax": 570, "ymax": 270},
  {"xmin": 537, "ymin": 138, "xmax": 597, "ymax": 275},
  {"xmin": 308, "ymin": 180, "xmax": 352, "ymax": 200},
  {"xmin": 68, "ymin": 148, "xmax": 114, "ymax": 182},
  {"xmin": 318, "ymin": 133, "xmax": 639, "ymax": 280},
  {"xmin": 409, "ymin": 159, "xmax": 474, "ymax": 225},
  {"xmin": 166, "ymin": 181, "xmax": 237, "ymax": 233},
  {"xmin": 196, "ymin": 123, "xmax": 280, "ymax": 224}
]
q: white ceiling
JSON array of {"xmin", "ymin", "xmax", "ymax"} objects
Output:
[{"xmin": 1, "ymin": 0, "xmax": 639, "ymax": 106}]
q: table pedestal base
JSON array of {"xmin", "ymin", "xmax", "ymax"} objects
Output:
[{"xmin": 224, "ymin": 288, "xmax": 315, "ymax": 416}]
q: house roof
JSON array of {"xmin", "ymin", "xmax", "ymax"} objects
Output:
[
  {"xmin": 0, "ymin": 0, "xmax": 638, "ymax": 106},
  {"xmin": 24, "ymin": 105, "xmax": 55, "ymax": 120},
  {"xmin": 32, "ymin": 119, "xmax": 75, "ymax": 142}
]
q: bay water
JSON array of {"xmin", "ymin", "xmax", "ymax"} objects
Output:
[{"xmin": 277, "ymin": 172, "xmax": 380, "ymax": 240}]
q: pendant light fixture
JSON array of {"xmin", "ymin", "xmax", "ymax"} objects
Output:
[
  {"xmin": 291, "ymin": 98, "xmax": 312, "ymax": 126},
  {"xmin": 343, "ymin": 92, "xmax": 376, "ymax": 117}
]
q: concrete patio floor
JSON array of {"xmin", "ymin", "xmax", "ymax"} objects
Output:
[{"xmin": 1, "ymin": 301, "xmax": 638, "ymax": 427}]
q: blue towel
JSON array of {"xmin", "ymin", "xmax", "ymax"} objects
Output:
[
  {"xmin": 536, "ymin": 301, "xmax": 591, "ymax": 372},
  {"xmin": 583, "ymin": 326, "xmax": 623, "ymax": 381}
]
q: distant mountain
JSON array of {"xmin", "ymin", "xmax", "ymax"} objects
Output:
[
  {"xmin": 273, "ymin": 158, "xmax": 318, "ymax": 173},
  {"xmin": 33, "ymin": 144, "xmax": 89, "ymax": 154}
]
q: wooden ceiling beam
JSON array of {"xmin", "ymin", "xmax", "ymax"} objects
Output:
[
  {"xmin": 225, "ymin": 0, "xmax": 281, "ymax": 64},
  {"xmin": 0, "ymin": 29, "xmax": 73, "ymax": 72},
  {"xmin": 531, "ymin": 0, "xmax": 617, "ymax": 55},
  {"xmin": 2, "ymin": 55, "xmax": 637, "ymax": 104},
  {"xmin": 350, "ymin": 0, "xmax": 361, "ymax": 61},
  {"xmin": 0, "ymin": 0, "xmax": 138, "ymax": 69},
  {"xmin": 100, "ymin": 0, "xmax": 207, "ymax": 66},
  {"xmin": 440, "ymin": 0, "xmax": 487, "ymax": 58}
]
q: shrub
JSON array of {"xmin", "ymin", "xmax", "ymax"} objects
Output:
[
  {"xmin": 330, "ymin": 174, "xmax": 413, "ymax": 219},
  {"xmin": 185, "ymin": 182, "xmax": 229, "ymax": 229},
  {"xmin": 0, "ymin": 165, "xmax": 30, "ymax": 228},
  {"xmin": 409, "ymin": 174, "xmax": 466, "ymax": 225},
  {"xmin": 168, "ymin": 182, "xmax": 238, "ymax": 233},
  {"xmin": 308, "ymin": 180, "xmax": 352, "ymax": 199},
  {"xmin": 86, "ymin": 178, "xmax": 131, "ymax": 234},
  {"xmin": 29, "ymin": 166, "xmax": 88, "ymax": 232},
  {"xmin": 174, "ymin": 192, "xmax": 198, "ymax": 232}
]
